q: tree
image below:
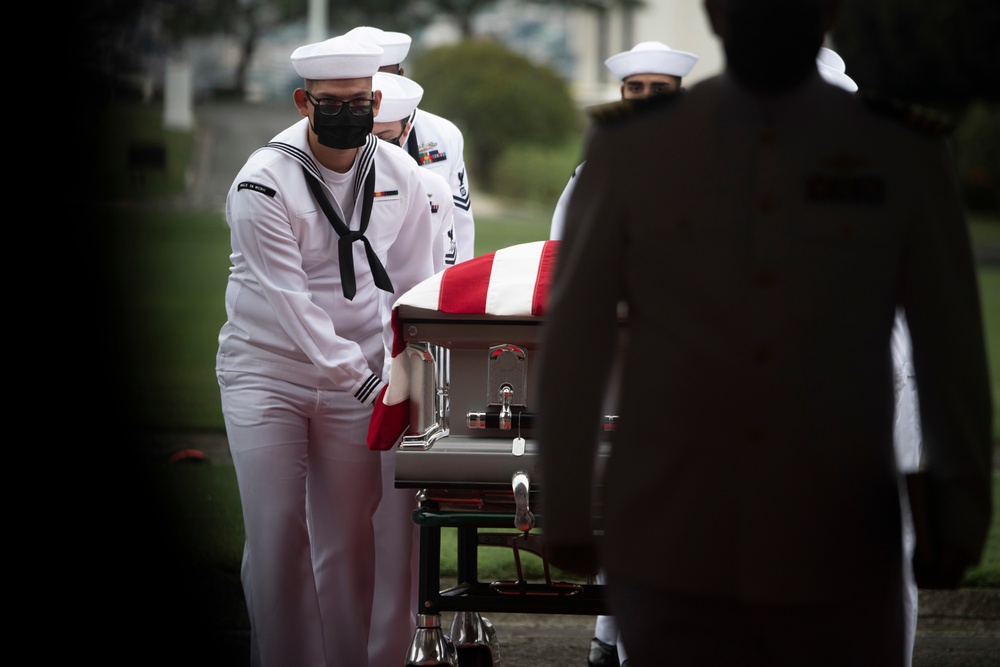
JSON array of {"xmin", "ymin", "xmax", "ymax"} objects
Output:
[
  {"xmin": 391, "ymin": 0, "xmax": 644, "ymax": 40},
  {"xmin": 161, "ymin": 0, "xmax": 307, "ymax": 96},
  {"xmin": 73, "ymin": 0, "xmax": 309, "ymax": 99},
  {"xmin": 411, "ymin": 38, "xmax": 582, "ymax": 184},
  {"xmin": 410, "ymin": 0, "xmax": 510, "ymax": 38},
  {"xmin": 324, "ymin": 0, "xmax": 433, "ymax": 34}
]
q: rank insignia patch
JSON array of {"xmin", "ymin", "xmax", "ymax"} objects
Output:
[{"xmin": 238, "ymin": 181, "xmax": 276, "ymax": 197}]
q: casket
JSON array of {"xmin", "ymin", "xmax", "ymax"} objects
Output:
[
  {"xmin": 392, "ymin": 305, "xmax": 616, "ymax": 498},
  {"xmin": 371, "ymin": 240, "xmax": 616, "ymax": 513},
  {"xmin": 369, "ymin": 241, "xmax": 614, "ymax": 638}
]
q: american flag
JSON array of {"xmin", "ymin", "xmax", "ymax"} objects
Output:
[{"xmin": 367, "ymin": 240, "xmax": 560, "ymax": 450}]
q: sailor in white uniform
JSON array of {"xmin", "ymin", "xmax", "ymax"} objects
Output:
[
  {"xmin": 818, "ymin": 46, "xmax": 924, "ymax": 667},
  {"xmin": 345, "ymin": 26, "xmax": 473, "ymax": 454},
  {"xmin": 216, "ymin": 36, "xmax": 435, "ymax": 667},
  {"xmin": 372, "ymin": 72, "xmax": 457, "ymax": 273},
  {"xmin": 368, "ymin": 69, "xmax": 457, "ymax": 667},
  {"xmin": 550, "ymin": 41, "xmax": 698, "ymax": 244},
  {"xmin": 347, "ymin": 25, "xmax": 476, "ymax": 263}
]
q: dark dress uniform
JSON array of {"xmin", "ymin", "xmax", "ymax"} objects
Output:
[{"xmin": 537, "ymin": 70, "xmax": 992, "ymax": 665}]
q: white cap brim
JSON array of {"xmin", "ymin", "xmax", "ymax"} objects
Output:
[
  {"xmin": 373, "ymin": 72, "xmax": 424, "ymax": 122},
  {"xmin": 817, "ymin": 63, "xmax": 858, "ymax": 92},
  {"xmin": 291, "ymin": 37, "xmax": 383, "ymax": 79},
  {"xmin": 604, "ymin": 42, "xmax": 699, "ymax": 80},
  {"xmin": 817, "ymin": 47, "xmax": 847, "ymax": 73},
  {"xmin": 344, "ymin": 26, "xmax": 412, "ymax": 67}
]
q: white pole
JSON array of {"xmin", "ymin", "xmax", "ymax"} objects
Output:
[
  {"xmin": 164, "ymin": 57, "xmax": 194, "ymax": 130},
  {"xmin": 309, "ymin": 0, "xmax": 328, "ymax": 43}
]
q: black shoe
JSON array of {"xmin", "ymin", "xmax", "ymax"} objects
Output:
[{"xmin": 588, "ymin": 637, "xmax": 619, "ymax": 667}]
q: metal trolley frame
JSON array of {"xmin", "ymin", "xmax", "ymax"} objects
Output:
[{"xmin": 391, "ymin": 305, "xmax": 614, "ymax": 666}]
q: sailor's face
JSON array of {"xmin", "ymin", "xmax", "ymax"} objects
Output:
[
  {"xmin": 373, "ymin": 119, "xmax": 408, "ymax": 147},
  {"xmin": 621, "ymin": 73, "xmax": 681, "ymax": 100}
]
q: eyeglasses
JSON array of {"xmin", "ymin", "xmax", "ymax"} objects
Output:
[{"xmin": 305, "ymin": 91, "xmax": 374, "ymax": 116}]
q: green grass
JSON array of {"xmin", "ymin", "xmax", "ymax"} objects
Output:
[
  {"xmin": 473, "ymin": 198, "xmax": 552, "ymax": 257},
  {"xmin": 109, "ymin": 208, "xmax": 232, "ymax": 432},
  {"xmin": 968, "ymin": 476, "xmax": 1000, "ymax": 586},
  {"xmin": 982, "ymin": 267, "xmax": 1000, "ymax": 442},
  {"xmin": 95, "ymin": 103, "xmax": 195, "ymax": 201},
  {"xmin": 489, "ymin": 138, "xmax": 586, "ymax": 211},
  {"xmin": 151, "ymin": 461, "xmax": 565, "ymax": 583}
]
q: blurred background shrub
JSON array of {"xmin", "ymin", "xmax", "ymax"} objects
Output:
[
  {"xmin": 489, "ymin": 137, "xmax": 585, "ymax": 210},
  {"xmin": 411, "ymin": 38, "xmax": 584, "ymax": 186}
]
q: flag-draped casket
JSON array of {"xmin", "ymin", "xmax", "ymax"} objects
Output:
[
  {"xmin": 368, "ymin": 240, "xmax": 614, "ymax": 625},
  {"xmin": 367, "ymin": 240, "xmax": 613, "ymax": 504}
]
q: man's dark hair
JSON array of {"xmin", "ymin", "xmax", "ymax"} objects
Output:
[{"xmin": 710, "ymin": 0, "xmax": 832, "ymax": 93}]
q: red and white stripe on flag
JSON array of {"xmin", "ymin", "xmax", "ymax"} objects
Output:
[{"xmin": 367, "ymin": 240, "xmax": 560, "ymax": 450}]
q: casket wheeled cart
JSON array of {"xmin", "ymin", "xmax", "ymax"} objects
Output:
[{"xmin": 370, "ymin": 241, "xmax": 615, "ymax": 666}]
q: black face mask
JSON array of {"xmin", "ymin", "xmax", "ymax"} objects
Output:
[{"xmin": 312, "ymin": 107, "xmax": 374, "ymax": 150}]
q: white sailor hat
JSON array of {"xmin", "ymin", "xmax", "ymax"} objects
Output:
[
  {"xmin": 816, "ymin": 47, "xmax": 858, "ymax": 92},
  {"xmin": 373, "ymin": 72, "xmax": 424, "ymax": 123},
  {"xmin": 344, "ymin": 26, "xmax": 412, "ymax": 67},
  {"xmin": 290, "ymin": 36, "xmax": 383, "ymax": 80},
  {"xmin": 604, "ymin": 41, "xmax": 699, "ymax": 81}
]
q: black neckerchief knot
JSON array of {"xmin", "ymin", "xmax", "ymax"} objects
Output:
[{"xmin": 303, "ymin": 165, "xmax": 393, "ymax": 301}]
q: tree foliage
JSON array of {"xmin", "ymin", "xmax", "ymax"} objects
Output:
[
  {"xmin": 409, "ymin": 0, "xmax": 507, "ymax": 37},
  {"xmin": 325, "ymin": 0, "xmax": 432, "ymax": 34},
  {"xmin": 74, "ymin": 0, "xmax": 309, "ymax": 98},
  {"xmin": 367, "ymin": 0, "xmax": 645, "ymax": 39},
  {"xmin": 411, "ymin": 38, "xmax": 582, "ymax": 185},
  {"xmin": 831, "ymin": 0, "xmax": 1000, "ymax": 111}
]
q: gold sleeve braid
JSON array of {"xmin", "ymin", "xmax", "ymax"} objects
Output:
[{"xmin": 860, "ymin": 92, "xmax": 957, "ymax": 136}]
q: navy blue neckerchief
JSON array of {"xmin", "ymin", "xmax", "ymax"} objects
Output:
[{"xmin": 300, "ymin": 160, "xmax": 392, "ymax": 301}]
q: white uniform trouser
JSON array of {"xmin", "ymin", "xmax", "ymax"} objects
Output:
[
  {"xmin": 891, "ymin": 311, "xmax": 922, "ymax": 667},
  {"xmin": 369, "ymin": 450, "xmax": 421, "ymax": 666},
  {"xmin": 219, "ymin": 371, "xmax": 382, "ymax": 667},
  {"xmin": 368, "ymin": 345, "xmax": 447, "ymax": 665},
  {"xmin": 593, "ymin": 571, "xmax": 628, "ymax": 663},
  {"xmin": 594, "ymin": 329, "xmax": 628, "ymax": 664},
  {"xmin": 897, "ymin": 476, "xmax": 918, "ymax": 667}
]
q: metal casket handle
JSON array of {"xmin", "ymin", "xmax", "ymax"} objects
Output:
[{"xmin": 512, "ymin": 471, "xmax": 534, "ymax": 532}]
